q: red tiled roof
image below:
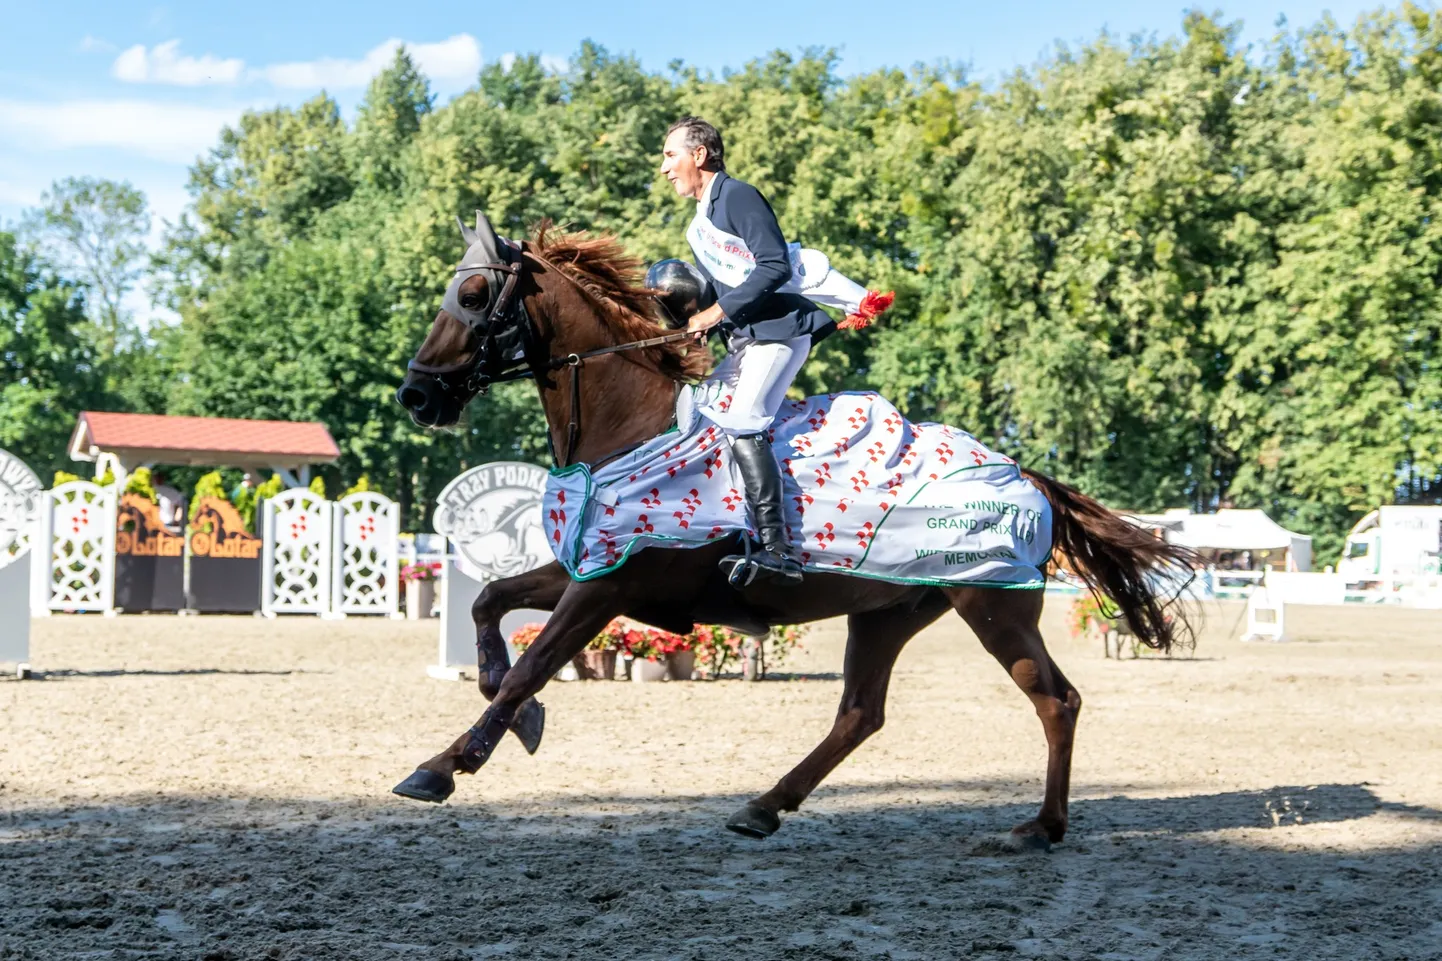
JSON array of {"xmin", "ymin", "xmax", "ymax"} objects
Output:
[{"xmin": 76, "ymin": 412, "xmax": 340, "ymax": 460}]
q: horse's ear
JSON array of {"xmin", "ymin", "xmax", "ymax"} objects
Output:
[
  {"xmin": 475, "ymin": 210, "xmax": 497, "ymax": 241},
  {"xmin": 456, "ymin": 215, "xmax": 478, "ymax": 246}
]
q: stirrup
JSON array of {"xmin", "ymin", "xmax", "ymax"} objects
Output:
[
  {"xmin": 721, "ymin": 537, "xmax": 804, "ymax": 588},
  {"xmin": 723, "ymin": 535, "xmax": 758, "ymax": 587}
]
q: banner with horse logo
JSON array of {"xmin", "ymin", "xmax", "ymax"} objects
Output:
[
  {"xmin": 543, "ymin": 389, "xmax": 1052, "ymax": 588},
  {"xmin": 114, "ymin": 493, "xmax": 185, "ymax": 612}
]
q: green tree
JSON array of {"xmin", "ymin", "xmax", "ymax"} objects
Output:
[
  {"xmin": 0, "ymin": 232, "xmax": 108, "ymax": 479},
  {"xmin": 146, "ymin": 14, "xmax": 1441, "ymax": 555},
  {"xmin": 1215, "ymin": 7, "xmax": 1442, "ymax": 558},
  {"xmin": 187, "ymin": 94, "xmax": 353, "ymax": 259},
  {"xmin": 352, "ymin": 48, "xmax": 434, "ymax": 192},
  {"xmin": 19, "ymin": 176, "xmax": 150, "ymax": 357}
]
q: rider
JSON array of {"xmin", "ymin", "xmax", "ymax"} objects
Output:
[{"xmin": 659, "ymin": 116, "xmax": 890, "ymax": 586}]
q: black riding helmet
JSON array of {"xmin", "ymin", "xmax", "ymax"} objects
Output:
[{"xmin": 645, "ymin": 259, "xmax": 716, "ymax": 329}]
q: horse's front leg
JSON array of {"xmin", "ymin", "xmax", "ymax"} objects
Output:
[
  {"xmin": 393, "ymin": 580, "xmax": 625, "ymax": 803},
  {"xmin": 472, "ymin": 562, "xmax": 572, "ymax": 755}
]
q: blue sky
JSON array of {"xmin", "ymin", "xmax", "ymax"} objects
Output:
[{"xmin": 0, "ymin": 0, "xmax": 1389, "ymax": 236}]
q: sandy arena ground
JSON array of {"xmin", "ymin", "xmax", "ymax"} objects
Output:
[{"xmin": 2, "ymin": 599, "xmax": 1440, "ymax": 960}]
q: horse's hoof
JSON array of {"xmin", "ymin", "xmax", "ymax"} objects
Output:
[
  {"xmin": 392, "ymin": 768, "xmax": 455, "ymax": 803},
  {"xmin": 1007, "ymin": 830, "xmax": 1052, "ymax": 853},
  {"xmin": 725, "ymin": 804, "xmax": 781, "ymax": 839},
  {"xmin": 510, "ymin": 698, "xmax": 545, "ymax": 756}
]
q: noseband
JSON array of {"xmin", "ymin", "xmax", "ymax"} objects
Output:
[{"xmin": 406, "ymin": 247, "xmax": 689, "ymax": 468}]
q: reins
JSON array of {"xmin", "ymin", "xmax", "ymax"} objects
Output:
[{"xmin": 530, "ymin": 328, "xmax": 692, "ymax": 470}]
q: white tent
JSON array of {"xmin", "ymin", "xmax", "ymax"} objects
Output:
[{"xmin": 1128, "ymin": 508, "xmax": 1313, "ymax": 572}]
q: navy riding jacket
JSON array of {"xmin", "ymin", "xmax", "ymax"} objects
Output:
[{"xmin": 695, "ymin": 171, "xmax": 835, "ymax": 344}]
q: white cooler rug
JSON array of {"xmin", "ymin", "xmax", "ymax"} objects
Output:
[{"xmin": 542, "ymin": 386, "xmax": 1053, "ymax": 588}]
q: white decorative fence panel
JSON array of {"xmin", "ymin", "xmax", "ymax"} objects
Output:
[
  {"xmin": 262, "ymin": 490, "xmax": 333, "ymax": 616},
  {"xmin": 0, "ymin": 447, "xmax": 42, "ymax": 668},
  {"xmin": 331, "ymin": 492, "xmax": 400, "ymax": 616},
  {"xmin": 39, "ymin": 480, "xmax": 117, "ymax": 614}
]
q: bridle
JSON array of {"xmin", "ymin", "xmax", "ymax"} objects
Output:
[{"xmin": 406, "ymin": 243, "xmax": 691, "ymax": 469}]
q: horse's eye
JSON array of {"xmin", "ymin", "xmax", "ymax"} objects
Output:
[{"xmin": 460, "ymin": 292, "xmax": 486, "ymax": 311}]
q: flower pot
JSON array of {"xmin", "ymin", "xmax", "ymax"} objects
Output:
[
  {"xmin": 405, "ymin": 579, "xmax": 436, "ymax": 620},
  {"xmin": 573, "ymin": 650, "xmax": 618, "ymax": 681},
  {"xmin": 630, "ymin": 658, "xmax": 669, "ymax": 683},
  {"xmin": 666, "ymin": 650, "xmax": 696, "ymax": 681}
]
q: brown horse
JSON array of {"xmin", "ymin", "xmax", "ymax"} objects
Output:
[{"xmin": 392, "ymin": 213, "xmax": 1194, "ymax": 848}]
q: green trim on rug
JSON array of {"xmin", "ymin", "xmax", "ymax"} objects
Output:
[{"xmin": 546, "ymin": 463, "xmax": 594, "ymax": 571}]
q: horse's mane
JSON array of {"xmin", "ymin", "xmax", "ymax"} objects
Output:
[{"xmin": 526, "ymin": 220, "xmax": 710, "ymax": 382}]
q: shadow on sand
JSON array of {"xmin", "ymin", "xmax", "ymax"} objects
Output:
[
  {"xmin": 10, "ymin": 667, "xmax": 322, "ymax": 680},
  {"xmin": 2, "ymin": 781, "xmax": 1438, "ymax": 960}
]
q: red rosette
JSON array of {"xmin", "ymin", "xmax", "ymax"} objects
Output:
[{"xmin": 839, "ymin": 290, "xmax": 895, "ymax": 330}]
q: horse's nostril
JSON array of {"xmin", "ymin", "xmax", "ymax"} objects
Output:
[{"xmin": 396, "ymin": 384, "xmax": 426, "ymax": 409}]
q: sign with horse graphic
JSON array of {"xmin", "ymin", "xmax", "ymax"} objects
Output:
[
  {"xmin": 429, "ymin": 461, "xmax": 551, "ymax": 680},
  {"xmin": 114, "ymin": 493, "xmax": 185, "ymax": 612},
  {"xmin": 189, "ymin": 496, "xmax": 264, "ymax": 613}
]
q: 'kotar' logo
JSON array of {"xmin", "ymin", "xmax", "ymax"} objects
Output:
[{"xmin": 433, "ymin": 461, "xmax": 550, "ymax": 580}]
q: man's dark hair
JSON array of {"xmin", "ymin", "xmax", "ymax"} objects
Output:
[{"xmin": 666, "ymin": 116, "xmax": 725, "ymax": 172}]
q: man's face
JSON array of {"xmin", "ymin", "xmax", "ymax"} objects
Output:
[{"xmin": 661, "ymin": 129, "xmax": 706, "ymax": 199}]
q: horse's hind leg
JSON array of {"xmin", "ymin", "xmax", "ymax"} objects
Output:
[
  {"xmin": 946, "ymin": 586, "xmax": 1080, "ymax": 849},
  {"xmin": 471, "ymin": 562, "xmax": 571, "ymax": 755},
  {"xmin": 727, "ymin": 591, "xmax": 952, "ymax": 839}
]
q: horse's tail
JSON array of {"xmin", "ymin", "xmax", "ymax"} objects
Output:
[{"xmin": 1022, "ymin": 467, "xmax": 1197, "ymax": 652}]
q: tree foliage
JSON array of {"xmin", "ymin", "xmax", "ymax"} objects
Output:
[
  {"xmin": 19, "ymin": 176, "xmax": 150, "ymax": 357},
  {"xmin": 0, "ymin": 231, "xmax": 108, "ymax": 481},
  {"xmin": 6, "ymin": 12, "xmax": 1442, "ymax": 562}
]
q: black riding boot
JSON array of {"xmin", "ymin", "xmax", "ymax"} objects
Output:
[{"xmin": 722, "ymin": 432, "xmax": 804, "ymax": 586}]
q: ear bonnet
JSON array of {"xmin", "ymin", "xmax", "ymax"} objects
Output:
[{"xmin": 442, "ymin": 210, "xmax": 523, "ymax": 333}]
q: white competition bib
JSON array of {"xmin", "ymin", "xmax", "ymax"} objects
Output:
[
  {"xmin": 687, "ymin": 209, "xmax": 759, "ymax": 288},
  {"xmin": 686, "ymin": 208, "xmax": 867, "ymax": 314}
]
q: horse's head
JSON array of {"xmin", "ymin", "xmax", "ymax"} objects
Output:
[
  {"xmin": 395, "ymin": 210, "xmax": 533, "ymax": 428},
  {"xmin": 397, "ymin": 210, "xmax": 711, "ymax": 464}
]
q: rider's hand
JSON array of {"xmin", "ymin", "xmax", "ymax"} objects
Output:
[{"xmin": 687, "ymin": 303, "xmax": 725, "ymax": 342}]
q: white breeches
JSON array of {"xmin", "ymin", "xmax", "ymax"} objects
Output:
[{"xmin": 697, "ymin": 334, "xmax": 812, "ymax": 436}]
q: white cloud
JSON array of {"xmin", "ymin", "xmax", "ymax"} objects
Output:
[
  {"xmin": 0, "ymin": 99, "xmax": 240, "ymax": 164},
  {"xmin": 258, "ymin": 33, "xmax": 481, "ymax": 89},
  {"xmin": 113, "ymin": 39, "xmax": 245, "ymax": 86},
  {"xmin": 79, "ymin": 35, "xmax": 116, "ymax": 54}
]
